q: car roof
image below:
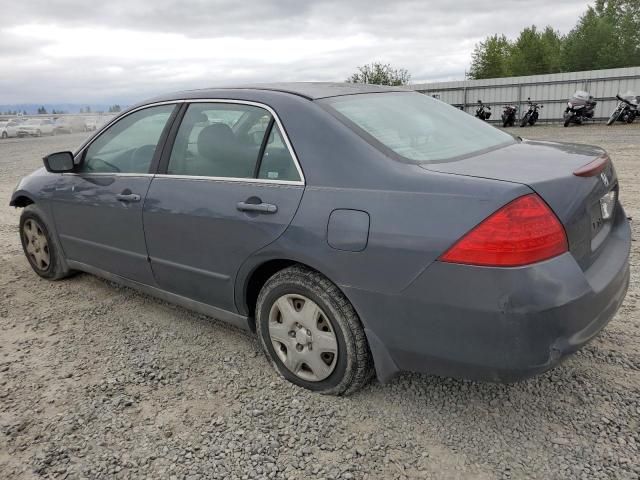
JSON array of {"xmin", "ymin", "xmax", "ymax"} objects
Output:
[{"xmin": 152, "ymin": 82, "xmax": 410, "ymax": 102}]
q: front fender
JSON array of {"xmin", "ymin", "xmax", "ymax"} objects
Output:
[{"xmin": 9, "ymin": 189, "xmax": 37, "ymax": 207}]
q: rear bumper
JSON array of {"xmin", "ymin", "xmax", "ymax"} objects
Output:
[{"xmin": 346, "ymin": 207, "xmax": 631, "ymax": 383}]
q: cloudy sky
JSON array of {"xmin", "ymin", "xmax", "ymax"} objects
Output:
[{"xmin": 0, "ymin": 0, "xmax": 591, "ymax": 104}]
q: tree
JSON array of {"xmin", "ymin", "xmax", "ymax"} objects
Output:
[
  {"xmin": 468, "ymin": 34, "xmax": 511, "ymax": 79},
  {"xmin": 37, "ymin": 106, "xmax": 47, "ymax": 114},
  {"xmin": 509, "ymin": 26, "xmax": 563, "ymax": 76},
  {"xmin": 466, "ymin": 0, "xmax": 640, "ymax": 78},
  {"xmin": 347, "ymin": 62, "xmax": 411, "ymax": 86},
  {"xmin": 108, "ymin": 104, "xmax": 121, "ymax": 113}
]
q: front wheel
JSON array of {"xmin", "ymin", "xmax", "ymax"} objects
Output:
[
  {"xmin": 564, "ymin": 115, "xmax": 572, "ymax": 127},
  {"xmin": 36, "ymin": 129, "xmax": 42, "ymax": 137},
  {"xmin": 1, "ymin": 131, "xmax": 7, "ymax": 139},
  {"xmin": 520, "ymin": 114, "xmax": 529, "ymax": 127},
  {"xmin": 256, "ymin": 266, "xmax": 374, "ymax": 395},
  {"xmin": 607, "ymin": 110, "xmax": 620, "ymax": 126},
  {"xmin": 19, "ymin": 205, "xmax": 72, "ymax": 280}
]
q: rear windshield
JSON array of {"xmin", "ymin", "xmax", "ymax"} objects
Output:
[{"xmin": 321, "ymin": 92, "xmax": 514, "ymax": 163}]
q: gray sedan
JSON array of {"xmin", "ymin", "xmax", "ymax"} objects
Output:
[{"xmin": 10, "ymin": 83, "xmax": 630, "ymax": 395}]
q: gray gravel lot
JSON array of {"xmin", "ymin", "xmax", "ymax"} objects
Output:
[{"xmin": 1, "ymin": 124, "xmax": 639, "ymax": 480}]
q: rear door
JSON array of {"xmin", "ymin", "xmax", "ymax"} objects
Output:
[
  {"xmin": 143, "ymin": 101, "xmax": 305, "ymax": 312},
  {"xmin": 51, "ymin": 103, "xmax": 178, "ymax": 284}
]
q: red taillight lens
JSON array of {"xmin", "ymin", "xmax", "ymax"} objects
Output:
[{"xmin": 439, "ymin": 194, "xmax": 568, "ymax": 267}]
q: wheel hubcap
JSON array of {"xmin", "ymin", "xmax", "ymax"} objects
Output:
[
  {"xmin": 268, "ymin": 294, "xmax": 338, "ymax": 382},
  {"xmin": 23, "ymin": 219, "xmax": 50, "ymax": 271}
]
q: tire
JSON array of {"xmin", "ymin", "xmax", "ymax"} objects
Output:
[
  {"xmin": 1, "ymin": 131, "xmax": 7, "ymax": 139},
  {"xmin": 256, "ymin": 265, "xmax": 374, "ymax": 395},
  {"xmin": 607, "ymin": 111, "xmax": 619, "ymax": 126},
  {"xmin": 520, "ymin": 114, "xmax": 529, "ymax": 127},
  {"xmin": 502, "ymin": 119, "xmax": 509, "ymax": 128},
  {"xmin": 36, "ymin": 129, "xmax": 42, "ymax": 137},
  {"xmin": 19, "ymin": 205, "xmax": 72, "ymax": 280},
  {"xmin": 564, "ymin": 116, "xmax": 571, "ymax": 127}
]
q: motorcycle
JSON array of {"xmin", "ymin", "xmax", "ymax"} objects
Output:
[
  {"xmin": 501, "ymin": 104, "xmax": 518, "ymax": 127},
  {"xmin": 520, "ymin": 98, "xmax": 543, "ymax": 127},
  {"xmin": 607, "ymin": 92, "xmax": 638, "ymax": 125},
  {"xmin": 563, "ymin": 91, "xmax": 597, "ymax": 127},
  {"xmin": 475, "ymin": 100, "xmax": 491, "ymax": 121}
]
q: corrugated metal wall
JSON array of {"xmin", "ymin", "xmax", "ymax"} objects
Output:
[{"xmin": 410, "ymin": 67, "xmax": 640, "ymax": 123}]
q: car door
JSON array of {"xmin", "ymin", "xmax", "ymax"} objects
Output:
[
  {"xmin": 143, "ymin": 101, "xmax": 305, "ymax": 312},
  {"xmin": 50, "ymin": 103, "xmax": 178, "ymax": 284},
  {"xmin": 7, "ymin": 121, "xmax": 18, "ymax": 137}
]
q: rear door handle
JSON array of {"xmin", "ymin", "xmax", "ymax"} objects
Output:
[
  {"xmin": 116, "ymin": 193, "xmax": 141, "ymax": 202},
  {"xmin": 237, "ymin": 201, "xmax": 278, "ymax": 214}
]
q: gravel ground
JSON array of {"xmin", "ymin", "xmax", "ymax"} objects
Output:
[{"xmin": 1, "ymin": 125, "xmax": 639, "ymax": 480}]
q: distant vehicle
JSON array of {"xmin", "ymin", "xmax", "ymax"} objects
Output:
[
  {"xmin": 607, "ymin": 92, "xmax": 638, "ymax": 125},
  {"xmin": 17, "ymin": 118, "xmax": 56, "ymax": 137},
  {"xmin": 0, "ymin": 120, "xmax": 20, "ymax": 139},
  {"xmin": 84, "ymin": 117, "xmax": 99, "ymax": 131},
  {"xmin": 475, "ymin": 100, "xmax": 491, "ymax": 121},
  {"xmin": 54, "ymin": 116, "xmax": 88, "ymax": 134},
  {"xmin": 563, "ymin": 91, "xmax": 597, "ymax": 127},
  {"xmin": 520, "ymin": 98, "xmax": 543, "ymax": 127},
  {"xmin": 501, "ymin": 104, "xmax": 518, "ymax": 127}
]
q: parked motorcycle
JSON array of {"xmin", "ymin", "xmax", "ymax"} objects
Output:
[
  {"xmin": 475, "ymin": 100, "xmax": 491, "ymax": 121},
  {"xmin": 606, "ymin": 92, "xmax": 638, "ymax": 125},
  {"xmin": 501, "ymin": 104, "xmax": 518, "ymax": 127},
  {"xmin": 520, "ymin": 98, "xmax": 543, "ymax": 127},
  {"xmin": 563, "ymin": 91, "xmax": 597, "ymax": 127}
]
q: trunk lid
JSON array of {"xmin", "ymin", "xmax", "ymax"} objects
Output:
[{"xmin": 421, "ymin": 139, "xmax": 619, "ymax": 270}]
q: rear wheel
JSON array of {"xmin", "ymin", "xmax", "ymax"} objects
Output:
[
  {"xmin": 19, "ymin": 205, "xmax": 72, "ymax": 280},
  {"xmin": 256, "ymin": 266, "xmax": 374, "ymax": 395}
]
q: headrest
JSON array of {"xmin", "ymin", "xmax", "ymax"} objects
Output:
[{"xmin": 197, "ymin": 123, "xmax": 235, "ymax": 159}]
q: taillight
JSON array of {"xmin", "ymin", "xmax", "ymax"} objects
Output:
[
  {"xmin": 439, "ymin": 194, "xmax": 568, "ymax": 267},
  {"xmin": 573, "ymin": 154, "xmax": 610, "ymax": 177}
]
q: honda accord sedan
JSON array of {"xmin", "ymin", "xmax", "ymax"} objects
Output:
[{"xmin": 10, "ymin": 83, "xmax": 630, "ymax": 395}]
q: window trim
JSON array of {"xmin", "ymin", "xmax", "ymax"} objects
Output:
[{"xmin": 70, "ymin": 99, "xmax": 305, "ymax": 186}]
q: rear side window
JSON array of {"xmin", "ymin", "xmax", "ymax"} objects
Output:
[
  {"xmin": 257, "ymin": 125, "xmax": 299, "ymax": 181},
  {"xmin": 167, "ymin": 103, "xmax": 300, "ymax": 182},
  {"xmin": 322, "ymin": 92, "xmax": 514, "ymax": 163}
]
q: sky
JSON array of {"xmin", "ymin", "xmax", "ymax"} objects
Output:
[{"xmin": 0, "ymin": 0, "xmax": 591, "ymax": 104}]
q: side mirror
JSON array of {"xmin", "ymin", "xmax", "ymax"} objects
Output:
[{"xmin": 43, "ymin": 151, "xmax": 75, "ymax": 173}]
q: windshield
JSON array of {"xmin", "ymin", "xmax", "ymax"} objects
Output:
[
  {"xmin": 322, "ymin": 92, "xmax": 514, "ymax": 163},
  {"xmin": 572, "ymin": 91, "xmax": 591, "ymax": 100}
]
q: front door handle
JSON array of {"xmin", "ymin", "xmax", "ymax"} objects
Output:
[
  {"xmin": 237, "ymin": 201, "xmax": 278, "ymax": 214},
  {"xmin": 116, "ymin": 193, "xmax": 141, "ymax": 202}
]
